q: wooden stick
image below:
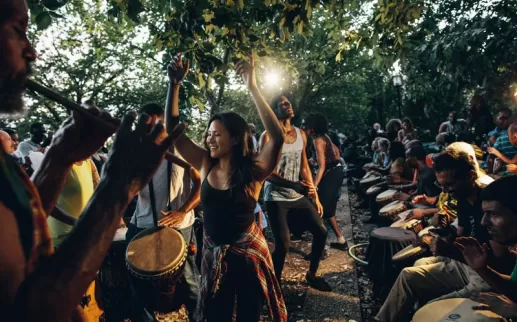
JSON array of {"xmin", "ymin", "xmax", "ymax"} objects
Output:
[{"xmin": 25, "ymin": 78, "xmax": 188, "ymax": 165}]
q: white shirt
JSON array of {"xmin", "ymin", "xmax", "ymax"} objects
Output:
[{"xmin": 130, "ymin": 155, "xmax": 195, "ymax": 230}]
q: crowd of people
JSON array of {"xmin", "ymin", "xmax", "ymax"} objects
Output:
[
  {"xmin": 1, "ymin": 1, "xmax": 517, "ymax": 322},
  {"xmin": 0, "ymin": 2, "xmax": 351, "ymax": 321},
  {"xmin": 346, "ymin": 108, "xmax": 517, "ymax": 320}
]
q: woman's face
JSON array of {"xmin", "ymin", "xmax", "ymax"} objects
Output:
[{"xmin": 206, "ymin": 120, "xmax": 234, "ymax": 159}]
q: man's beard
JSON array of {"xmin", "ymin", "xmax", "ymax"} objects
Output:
[{"xmin": 0, "ymin": 74, "xmax": 28, "ymax": 118}]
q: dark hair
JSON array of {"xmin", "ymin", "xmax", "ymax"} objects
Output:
[
  {"xmin": 3, "ymin": 128, "xmax": 16, "ymax": 136},
  {"xmin": 29, "ymin": 122, "xmax": 44, "ymax": 133},
  {"xmin": 204, "ymin": 112, "xmax": 255, "ymax": 198},
  {"xmin": 305, "ymin": 112, "xmax": 328, "ymax": 135},
  {"xmin": 388, "ymin": 141, "xmax": 405, "ymax": 160},
  {"xmin": 406, "ymin": 145, "xmax": 426, "ymax": 161},
  {"xmin": 433, "ymin": 150, "xmax": 476, "ymax": 179},
  {"xmin": 481, "ymin": 176, "xmax": 517, "ymax": 214},
  {"xmin": 497, "ymin": 107, "xmax": 512, "ymax": 116},
  {"xmin": 402, "ymin": 117, "xmax": 413, "ymax": 129},
  {"xmin": 386, "ymin": 119, "xmax": 402, "ymax": 134},
  {"xmin": 139, "ymin": 103, "xmax": 163, "ymax": 117}
]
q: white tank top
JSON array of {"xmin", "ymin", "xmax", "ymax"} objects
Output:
[{"xmin": 264, "ymin": 127, "xmax": 304, "ymax": 202}]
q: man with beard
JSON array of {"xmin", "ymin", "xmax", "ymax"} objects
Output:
[
  {"xmin": 259, "ymin": 95, "xmax": 330, "ymax": 291},
  {"xmin": 455, "ymin": 176, "xmax": 517, "ymax": 319},
  {"xmin": 17, "ymin": 122, "xmax": 45, "ymax": 157},
  {"xmin": 375, "ymin": 150, "xmax": 496, "ymax": 322},
  {"xmin": 0, "ymin": 1, "xmax": 182, "ymax": 320}
]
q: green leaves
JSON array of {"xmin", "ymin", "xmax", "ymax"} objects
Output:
[{"xmin": 36, "ymin": 11, "xmax": 52, "ymax": 30}]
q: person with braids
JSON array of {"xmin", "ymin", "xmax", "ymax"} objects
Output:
[{"xmin": 170, "ymin": 54, "xmax": 287, "ymax": 321}]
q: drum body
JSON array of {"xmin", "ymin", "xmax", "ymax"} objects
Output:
[
  {"xmin": 376, "ymin": 189, "xmax": 397, "ymax": 207},
  {"xmin": 359, "ymin": 176, "xmax": 382, "ymax": 192},
  {"xmin": 98, "ymin": 227, "xmax": 131, "ymax": 320},
  {"xmin": 413, "ymin": 298, "xmax": 503, "ymax": 322},
  {"xmin": 126, "ymin": 226, "xmax": 187, "ymax": 313},
  {"xmin": 379, "ymin": 200, "xmax": 408, "ymax": 221},
  {"xmin": 391, "ymin": 218, "xmax": 425, "ymax": 234}
]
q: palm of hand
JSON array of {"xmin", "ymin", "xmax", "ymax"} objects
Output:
[{"xmin": 462, "ymin": 245, "xmax": 488, "ymax": 269}]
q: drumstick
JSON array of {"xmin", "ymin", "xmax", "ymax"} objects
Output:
[{"xmin": 25, "ymin": 78, "xmax": 186, "ymax": 162}]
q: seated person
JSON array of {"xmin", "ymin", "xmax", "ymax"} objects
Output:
[
  {"xmin": 375, "ymin": 149, "xmax": 502, "ymax": 322},
  {"xmin": 487, "ymin": 128, "xmax": 517, "ymax": 174},
  {"xmin": 364, "ymin": 141, "xmax": 406, "ymax": 176},
  {"xmin": 456, "ymin": 176, "xmax": 517, "ymax": 308},
  {"xmin": 392, "ymin": 145, "xmax": 441, "ymax": 205}
]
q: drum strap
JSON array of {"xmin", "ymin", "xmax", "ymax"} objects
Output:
[{"xmin": 137, "ymin": 160, "xmax": 172, "ymax": 227}]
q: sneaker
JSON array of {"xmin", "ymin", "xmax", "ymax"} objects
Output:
[
  {"xmin": 330, "ymin": 242, "xmax": 348, "ymax": 251},
  {"xmin": 306, "ymin": 273, "xmax": 332, "ymax": 292}
]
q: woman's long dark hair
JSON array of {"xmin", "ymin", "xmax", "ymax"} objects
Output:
[{"xmin": 203, "ymin": 112, "xmax": 256, "ymax": 199}]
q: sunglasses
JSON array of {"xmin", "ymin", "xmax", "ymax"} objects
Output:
[{"xmin": 279, "ymin": 101, "xmax": 291, "ymax": 107}]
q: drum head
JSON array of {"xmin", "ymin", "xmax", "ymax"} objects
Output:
[
  {"xmin": 376, "ymin": 189, "xmax": 396, "ymax": 202},
  {"xmin": 397, "ymin": 209, "xmax": 412, "ymax": 221},
  {"xmin": 418, "ymin": 226, "xmax": 437, "ymax": 238},
  {"xmin": 371, "ymin": 227, "xmax": 416, "ymax": 242},
  {"xmin": 390, "ymin": 218, "xmax": 408, "ymax": 229},
  {"xmin": 361, "ymin": 176, "xmax": 381, "ymax": 184},
  {"xmin": 392, "ymin": 244, "xmax": 426, "ymax": 261},
  {"xmin": 113, "ymin": 227, "xmax": 128, "ymax": 242},
  {"xmin": 413, "ymin": 298, "xmax": 503, "ymax": 322},
  {"xmin": 366, "ymin": 185, "xmax": 382, "ymax": 195},
  {"xmin": 126, "ymin": 226, "xmax": 186, "ymax": 275},
  {"xmin": 379, "ymin": 200, "xmax": 404, "ymax": 214}
]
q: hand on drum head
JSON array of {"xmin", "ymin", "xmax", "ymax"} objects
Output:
[
  {"xmin": 102, "ymin": 112, "xmax": 185, "ymax": 197},
  {"xmin": 158, "ymin": 210, "xmax": 188, "ymax": 228},
  {"xmin": 393, "ymin": 191, "xmax": 410, "ymax": 202},
  {"xmin": 454, "ymin": 237, "xmax": 489, "ymax": 270},
  {"xmin": 412, "ymin": 194, "xmax": 432, "ymax": 206},
  {"xmin": 471, "ymin": 292, "xmax": 517, "ymax": 319},
  {"xmin": 406, "ymin": 208, "xmax": 425, "ymax": 221},
  {"xmin": 49, "ymin": 105, "xmax": 120, "ymax": 165}
]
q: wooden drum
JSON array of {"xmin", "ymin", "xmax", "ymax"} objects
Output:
[
  {"xmin": 366, "ymin": 185, "xmax": 384, "ymax": 196},
  {"xmin": 376, "ymin": 189, "xmax": 397, "ymax": 207},
  {"xmin": 391, "ymin": 218, "xmax": 425, "ymax": 235},
  {"xmin": 413, "ymin": 298, "xmax": 503, "ymax": 322},
  {"xmin": 392, "ymin": 244, "xmax": 428, "ymax": 263},
  {"xmin": 126, "ymin": 226, "xmax": 187, "ymax": 313},
  {"xmin": 359, "ymin": 176, "xmax": 382, "ymax": 192},
  {"xmin": 379, "ymin": 200, "xmax": 407, "ymax": 221}
]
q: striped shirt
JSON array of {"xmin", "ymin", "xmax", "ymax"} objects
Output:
[{"xmin": 494, "ymin": 133, "xmax": 517, "ymax": 159}]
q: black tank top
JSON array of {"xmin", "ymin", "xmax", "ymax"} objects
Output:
[{"xmin": 201, "ymin": 171, "xmax": 256, "ymax": 245}]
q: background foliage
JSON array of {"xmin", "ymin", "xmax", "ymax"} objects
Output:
[{"xmin": 4, "ymin": 0, "xmax": 516, "ymax": 143}]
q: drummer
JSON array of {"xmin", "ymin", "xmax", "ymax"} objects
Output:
[
  {"xmin": 125, "ymin": 56, "xmax": 202, "ymax": 321},
  {"xmin": 375, "ymin": 149, "xmax": 501, "ymax": 322},
  {"xmin": 391, "ymin": 145, "xmax": 441, "ymax": 219},
  {"xmin": 455, "ymin": 176, "xmax": 517, "ymax": 318}
]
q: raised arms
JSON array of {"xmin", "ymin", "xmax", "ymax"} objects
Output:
[{"xmin": 235, "ymin": 57, "xmax": 284, "ymax": 181}]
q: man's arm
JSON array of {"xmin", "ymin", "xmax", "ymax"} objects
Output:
[
  {"xmin": 474, "ymin": 268, "xmax": 517, "ymax": 302},
  {"xmin": 299, "ymin": 131, "xmax": 323, "ymax": 214},
  {"xmin": 49, "ymin": 206, "xmax": 76, "ymax": 226}
]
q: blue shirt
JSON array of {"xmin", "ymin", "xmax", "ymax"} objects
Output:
[
  {"xmin": 494, "ymin": 133, "xmax": 517, "ymax": 159},
  {"xmin": 488, "ymin": 127, "xmax": 506, "ymax": 138}
]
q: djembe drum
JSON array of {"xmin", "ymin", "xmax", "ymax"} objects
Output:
[
  {"xmin": 366, "ymin": 227, "xmax": 417, "ymax": 300},
  {"xmin": 359, "ymin": 176, "xmax": 383, "ymax": 193},
  {"xmin": 413, "ymin": 298, "xmax": 504, "ymax": 322},
  {"xmin": 379, "ymin": 200, "xmax": 408, "ymax": 221},
  {"xmin": 126, "ymin": 226, "xmax": 187, "ymax": 313},
  {"xmin": 376, "ymin": 189, "xmax": 397, "ymax": 207}
]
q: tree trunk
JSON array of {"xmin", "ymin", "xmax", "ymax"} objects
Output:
[{"xmin": 212, "ymin": 47, "xmax": 232, "ymax": 116}]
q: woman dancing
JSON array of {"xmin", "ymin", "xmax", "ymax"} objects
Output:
[
  {"xmin": 304, "ymin": 112, "xmax": 347, "ymax": 250},
  {"xmin": 169, "ymin": 54, "xmax": 287, "ymax": 322}
]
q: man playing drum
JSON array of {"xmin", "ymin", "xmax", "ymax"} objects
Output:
[
  {"xmin": 455, "ymin": 176, "xmax": 517, "ymax": 319},
  {"xmin": 375, "ymin": 149, "xmax": 506, "ymax": 322},
  {"xmin": 125, "ymin": 55, "xmax": 202, "ymax": 321},
  {"xmin": 0, "ymin": 2, "xmax": 182, "ymax": 320},
  {"xmin": 391, "ymin": 145, "xmax": 441, "ymax": 220}
]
